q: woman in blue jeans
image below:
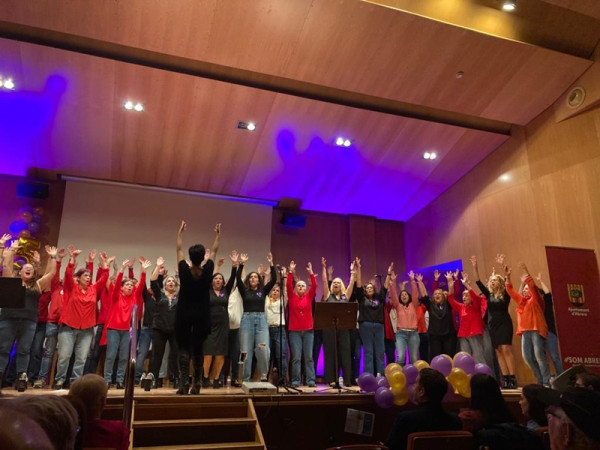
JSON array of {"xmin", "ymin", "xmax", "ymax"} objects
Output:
[
  {"xmin": 355, "ymin": 261, "xmax": 391, "ymax": 376},
  {"xmin": 236, "ymin": 252, "xmax": 276, "ymax": 382},
  {"xmin": 389, "ymin": 269, "xmax": 420, "ymax": 366}
]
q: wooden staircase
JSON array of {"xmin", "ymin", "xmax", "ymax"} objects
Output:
[{"xmin": 107, "ymin": 395, "xmax": 266, "ymax": 450}]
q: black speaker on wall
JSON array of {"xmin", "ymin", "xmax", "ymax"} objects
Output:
[
  {"xmin": 281, "ymin": 213, "xmax": 306, "ymax": 228},
  {"xmin": 17, "ymin": 182, "xmax": 49, "ymax": 199}
]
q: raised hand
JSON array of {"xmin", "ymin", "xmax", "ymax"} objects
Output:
[
  {"xmin": 86, "ymin": 249, "xmax": 97, "ymax": 263},
  {"xmin": 389, "ymin": 271, "xmax": 397, "ymax": 282},
  {"xmin": 71, "ymin": 248, "xmax": 82, "ymax": 258},
  {"xmin": 408, "ymin": 270, "xmax": 415, "ymax": 281},
  {"xmin": 178, "ymin": 220, "xmax": 187, "ymax": 233},
  {"xmin": 321, "ymin": 256, "xmax": 327, "ymax": 268},
  {"xmin": 416, "ymin": 273, "xmax": 423, "ymax": 282},
  {"xmin": 536, "ymin": 272, "xmax": 542, "ymax": 283},
  {"xmin": 281, "ymin": 266, "xmax": 288, "ymax": 278},
  {"xmin": 67, "ymin": 244, "xmax": 76, "ymax": 256},
  {"xmin": 307, "ymin": 262, "xmax": 313, "ymax": 274},
  {"xmin": 121, "ymin": 259, "xmax": 130, "ymax": 269},
  {"xmin": 355, "ymin": 257, "xmax": 361, "ymax": 269},
  {"xmin": 266, "ymin": 252, "xmax": 273, "ymax": 266},
  {"xmin": 495, "ymin": 253, "xmax": 505, "ymax": 266},
  {"xmin": 9, "ymin": 239, "xmax": 21, "ymax": 251},
  {"xmin": 216, "ymin": 257, "xmax": 225, "ymax": 267},
  {"xmin": 445, "ymin": 271, "xmax": 453, "ymax": 281},
  {"xmin": 433, "ymin": 269, "xmax": 440, "ymax": 280},
  {"xmin": 257, "ymin": 264, "xmax": 265, "ymax": 277},
  {"xmin": 504, "ymin": 265, "xmax": 512, "ymax": 277},
  {"xmin": 240, "ymin": 253, "xmax": 248, "ymax": 264},
  {"xmin": 45, "ymin": 245, "xmax": 58, "ymax": 257},
  {"xmin": 327, "ymin": 265, "xmax": 334, "ymax": 277},
  {"xmin": 289, "ymin": 260, "xmax": 296, "ymax": 273},
  {"xmin": 461, "ymin": 272, "xmax": 469, "ymax": 285},
  {"xmin": 469, "ymin": 256, "xmax": 477, "ymax": 268},
  {"xmin": 453, "ymin": 269, "xmax": 460, "ymax": 279},
  {"xmin": 33, "ymin": 250, "xmax": 41, "ymax": 265},
  {"xmin": 518, "ymin": 261, "xmax": 529, "ymax": 275},
  {"xmin": 57, "ymin": 248, "xmax": 66, "ymax": 259},
  {"xmin": 138, "ymin": 256, "xmax": 147, "ymax": 265},
  {"xmin": 156, "ymin": 256, "xmax": 165, "ymax": 267},
  {"xmin": 0, "ymin": 233, "xmax": 11, "ymax": 246},
  {"xmin": 230, "ymin": 250, "xmax": 239, "ymax": 265},
  {"xmin": 126, "ymin": 258, "xmax": 135, "ymax": 268},
  {"xmin": 388, "ymin": 262, "xmax": 394, "ymax": 275},
  {"xmin": 214, "ymin": 223, "xmax": 221, "ymax": 235},
  {"xmin": 141, "ymin": 259, "xmax": 152, "ymax": 271}
]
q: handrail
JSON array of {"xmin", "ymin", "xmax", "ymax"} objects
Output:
[{"xmin": 123, "ymin": 304, "xmax": 138, "ymax": 429}]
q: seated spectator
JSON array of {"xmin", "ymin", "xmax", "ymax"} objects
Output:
[
  {"xmin": 386, "ymin": 368, "xmax": 462, "ymax": 450},
  {"xmin": 539, "ymin": 386, "xmax": 600, "ymax": 450},
  {"xmin": 520, "ymin": 384, "xmax": 549, "ymax": 431},
  {"xmin": 11, "ymin": 394, "xmax": 80, "ymax": 450},
  {"xmin": 460, "ymin": 374, "xmax": 543, "ymax": 450},
  {"xmin": 575, "ymin": 372, "xmax": 600, "ymax": 392},
  {"xmin": 69, "ymin": 373, "xmax": 130, "ymax": 450},
  {"xmin": 0, "ymin": 406, "xmax": 54, "ymax": 450}
]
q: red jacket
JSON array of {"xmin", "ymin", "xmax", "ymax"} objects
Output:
[
  {"xmin": 447, "ymin": 287, "xmax": 486, "ymax": 338},
  {"xmin": 506, "ymin": 277, "xmax": 548, "ymax": 338},
  {"xmin": 61, "ymin": 262, "xmax": 109, "ymax": 329},
  {"xmin": 286, "ymin": 273, "xmax": 317, "ymax": 331},
  {"xmin": 104, "ymin": 271, "xmax": 146, "ymax": 331}
]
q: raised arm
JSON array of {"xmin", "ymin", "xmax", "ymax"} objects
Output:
[
  {"xmin": 176, "ymin": 220, "xmax": 186, "ymax": 263},
  {"xmin": 36, "ymin": 246, "xmax": 58, "ymax": 291},
  {"xmin": 535, "ymin": 272, "xmax": 550, "ymax": 294},
  {"xmin": 470, "ymin": 255, "xmax": 481, "ymax": 282},
  {"xmin": 306, "ymin": 262, "xmax": 317, "ymax": 298},
  {"xmin": 262, "ymin": 252, "xmax": 277, "ymax": 294},
  {"xmin": 345, "ymin": 258, "xmax": 357, "ymax": 299},
  {"xmin": 321, "ymin": 257, "xmax": 330, "ymax": 299},
  {"xmin": 236, "ymin": 253, "xmax": 248, "ymax": 297},
  {"xmin": 151, "ymin": 257, "xmax": 163, "ymax": 282},
  {"xmin": 389, "ymin": 271, "xmax": 399, "ymax": 307},
  {"xmin": 209, "ymin": 223, "xmax": 221, "ymax": 261},
  {"xmin": 356, "ymin": 257, "xmax": 362, "ymax": 288},
  {"xmin": 415, "ymin": 273, "xmax": 427, "ymax": 297},
  {"xmin": 1, "ymin": 238, "xmax": 19, "ymax": 277}
]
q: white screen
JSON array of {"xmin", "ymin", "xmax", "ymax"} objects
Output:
[{"xmin": 58, "ymin": 179, "xmax": 274, "ymax": 277}]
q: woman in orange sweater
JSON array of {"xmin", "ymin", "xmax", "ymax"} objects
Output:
[{"xmin": 504, "ymin": 262, "xmax": 550, "ymax": 386}]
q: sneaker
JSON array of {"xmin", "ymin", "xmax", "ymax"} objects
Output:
[
  {"xmin": 307, "ymin": 381, "xmax": 316, "ymax": 387},
  {"xmin": 53, "ymin": 381, "xmax": 64, "ymax": 390},
  {"xmin": 116, "ymin": 383, "xmax": 125, "ymax": 390},
  {"xmin": 142, "ymin": 373, "xmax": 154, "ymax": 392},
  {"xmin": 33, "ymin": 379, "xmax": 45, "ymax": 389},
  {"xmin": 17, "ymin": 373, "xmax": 28, "ymax": 392}
]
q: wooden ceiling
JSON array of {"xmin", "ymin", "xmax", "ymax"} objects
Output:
[{"xmin": 0, "ymin": 0, "xmax": 598, "ymax": 220}]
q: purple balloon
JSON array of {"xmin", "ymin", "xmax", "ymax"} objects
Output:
[
  {"xmin": 454, "ymin": 353, "xmax": 475, "ymax": 375},
  {"xmin": 473, "ymin": 363, "xmax": 493, "ymax": 376},
  {"xmin": 27, "ymin": 221, "xmax": 40, "ymax": 234},
  {"xmin": 375, "ymin": 387, "xmax": 395, "ymax": 408},
  {"xmin": 376, "ymin": 375, "xmax": 390, "ymax": 389},
  {"xmin": 403, "ymin": 364, "xmax": 419, "ymax": 385},
  {"xmin": 358, "ymin": 372, "xmax": 378, "ymax": 392},
  {"xmin": 430, "ymin": 355, "xmax": 453, "ymax": 377},
  {"xmin": 9, "ymin": 220, "xmax": 27, "ymax": 234}
]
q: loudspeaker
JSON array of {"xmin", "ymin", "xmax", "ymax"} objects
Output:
[
  {"xmin": 17, "ymin": 182, "xmax": 49, "ymax": 199},
  {"xmin": 281, "ymin": 213, "xmax": 306, "ymax": 228},
  {"xmin": 551, "ymin": 364, "xmax": 587, "ymax": 390}
]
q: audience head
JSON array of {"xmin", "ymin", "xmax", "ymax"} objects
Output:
[
  {"xmin": 470, "ymin": 373, "xmax": 516, "ymax": 426},
  {"xmin": 69, "ymin": 373, "xmax": 109, "ymax": 420},
  {"xmin": 575, "ymin": 372, "xmax": 600, "ymax": 392},
  {"xmin": 539, "ymin": 386, "xmax": 600, "ymax": 450},
  {"xmin": 11, "ymin": 394, "xmax": 79, "ymax": 450},
  {"xmin": 0, "ymin": 406, "xmax": 54, "ymax": 450},
  {"xmin": 520, "ymin": 384, "xmax": 548, "ymax": 427},
  {"xmin": 188, "ymin": 244, "xmax": 206, "ymax": 266},
  {"xmin": 415, "ymin": 368, "xmax": 448, "ymax": 405}
]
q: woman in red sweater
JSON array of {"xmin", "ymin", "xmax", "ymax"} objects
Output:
[
  {"xmin": 54, "ymin": 248, "xmax": 111, "ymax": 390},
  {"xmin": 286, "ymin": 260, "xmax": 317, "ymax": 387},
  {"xmin": 103, "ymin": 257, "xmax": 151, "ymax": 388},
  {"xmin": 504, "ymin": 262, "xmax": 550, "ymax": 386}
]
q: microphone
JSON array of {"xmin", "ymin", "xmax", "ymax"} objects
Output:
[
  {"xmin": 276, "ymin": 264, "xmax": 282, "ymax": 270},
  {"xmin": 374, "ymin": 274, "xmax": 382, "ymax": 279}
]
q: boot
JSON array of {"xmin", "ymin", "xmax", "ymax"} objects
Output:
[
  {"xmin": 501, "ymin": 375, "xmax": 509, "ymax": 390},
  {"xmin": 176, "ymin": 351, "xmax": 190, "ymax": 395},
  {"xmin": 17, "ymin": 373, "xmax": 28, "ymax": 392},
  {"xmin": 189, "ymin": 359, "xmax": 202, "ymax": 395},
  {"xmin": 509, "ymin": 375, "xmax": 518, "ymax": 389}
]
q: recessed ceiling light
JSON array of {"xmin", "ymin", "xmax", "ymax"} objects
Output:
[
  {"xmin": 124, "ymin": 101, "xmax": 134, "ymax": 110},
  {"xmin": 133, "ymin": 102, "xmax": 144, "ymax": 112},
  {"xmin": 335, "ymin": 136, "xmax": 353, "ymax": 147},
  {"xmin": 499, "ymin": 173, "xmax": 511, "ymax": 182},
  {"xmin": 0, "ymin": 77, "xmax": 15, "ymax": 90},
  {"xmin": 237, "ymin": 121, "xmax": 257, "ymax": 131},
  {"xmin": 502, "ymin": 1, "xmax": 516, "ymax": 11},
  {"xmin": 423, "ymin": 152, "xmax": 437, "ymax": 160},
  {"xmin": 123, "ymin": 100, "xmax": 144, "ymax": 112}
]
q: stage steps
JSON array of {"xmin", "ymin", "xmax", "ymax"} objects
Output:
[{"xmin": 128, "ymin": 395, "xmax": 265, "ymax": 450}]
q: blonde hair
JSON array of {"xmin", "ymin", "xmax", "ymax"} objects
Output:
[
  {"xmin": 329, "ymin": 277, "xmax": 347, "ymax": 299},
  {"xmin": 487, "ymin": 274, "xmax": 506, "ymax": 299}
]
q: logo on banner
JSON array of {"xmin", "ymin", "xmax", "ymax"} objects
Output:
[{"xmin": 567, "ymin": 284, "xmax": 585, "ymax": 307}]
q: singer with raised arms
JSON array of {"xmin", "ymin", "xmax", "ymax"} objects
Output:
[
  {"xmin": 236, "ymin": 252, "xmax": 277, "ymax": 382},
  {"xmin": 286, "ymin": 260, "xmax": 317, "ymax": 387}
]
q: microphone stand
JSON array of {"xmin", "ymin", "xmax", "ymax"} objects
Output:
[{"xmin": 276, "ymin": 267, "xmax": 301, "ymax": 394}]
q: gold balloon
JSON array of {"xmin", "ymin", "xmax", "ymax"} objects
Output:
[
  {"xmin": 389, "ymin": 371, "xmax": 407, "ymax": 391},
  {"xmin": 413, "ymin": 360, "xmax": 430, "ymax": 371},
  {"xmin": 458, "ymin": 381, "xmax": 471, "ymax": 398},
  {"xmin": 447, "ymin": 367, "xmax": 468, "ymax": 393},
  {"xmin": 385, "ymin": 362, "xmax": 402, "ymax": 379},
  {"xmin": 392, "ymin": 387, "xmax": 409, "ymax": 406},
  {"xmin": 17, "ymin": 236, "xmax": 41, "ymax": 263}
]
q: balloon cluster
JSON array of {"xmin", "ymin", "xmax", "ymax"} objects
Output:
[
  {"xmin": 7, "ymin": 206, "xmax": 46, "ymax": 271},
  {"xmin": 360, "ymin": 353, "xmax": 493, "ymax": 409}
]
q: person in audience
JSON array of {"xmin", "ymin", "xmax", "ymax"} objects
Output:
[
  {"xmin": 286, "ymin": 260, "xmax": 317, "ymax": 387},
  {"xmin": 539, "ymin": 385, "xmax": 600, "ymax": 450},
  {"xmin": 103, "ymin": 257, "xmax": 151, "ymax": 388},
  {"xmin": 69, "ymin": 373, "xmax": 130, "ymax": 450},
  {"xmin": 471, "ymin": 254, "xmax": 517, "ymax": 389},
  {"xmin": 11, "ymin": 394, "xmax": 80, "ymax": 450},
  {"xmin": 0, "ymin": 407, "xmax": 54, "ymax": 450},
  {"xmin": 174, "ymin": 221, "xmax": 218, "ymax": 394},
  {"xmin": 575, "ymin": 372, "xmax": 600, "ymax": 392},
  {"xmin": 355, "ymin": 262, "xmax": 390, "ymax": 376},
  {"xmin": 0, "ymin": 240, "xmax": 58, "ymax": 393},
  {"xmin": 321, "ymin": 256, "xmax": 357, "ymax": 387},
  {"xmin": 389, "ymin": 269, "xmax": 420, "ymax": 366},
  {"xmin": 236, "ymin": 251, "xmax": 277, "ymax": 382},
  {"xmin": 54, "ymin": 247, "xmax": 111, "ymax": 390},
  {"xmin": 446, "ymin": 272, "xmax": 493, "ymax": 368},
  {"xmin": 202, "ymin": 249, "xmax": 237, "ymax": 389},
  {"xmin": 422, "ymin": 269, "xmax": 458, "ymax": 359},
  {"xmin": 505, "ymin": 261, "xmax": 550, "ymax": 386},
  {"xmin": 266, "ymin": 279, "xmax": 288, "ymax": 384},
  {"xmin": 386, "ymin": 368, "xmax": 462, "ymax": 450},
  {"xmin": 145, "ymin": 257, "xmax": 179, "ymax": 390},
  {"xmin": 520, "ymin": 384, "xmax": 549, "ymax": 431}
]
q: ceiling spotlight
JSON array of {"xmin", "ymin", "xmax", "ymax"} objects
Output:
[
  {"xmin": 336, "ymin": 137, "xmax": 345, "ymax": 146},
  {"xmin": 343, "ymin": 139, "xmax": 352, "ymax": 147},
  {"xmin": 335, "ymin": 137, "xmax": 353, "ymax": 147},
  {"xmin": 429, "ymin": 152, "xmax": 437, "ymax": 160},
  {"xmin": 502, "ymin": 1, "xmax": 516, "ymax": 11},
  {"xmin": 0, "ymin": 78, "xmax": 15, "ymax": 90},
  {"xmin": 423, "ymin": 152, "xmax": 431, "ymax": 159},
  {"xmin": 133, "ymin": 102, "xmax": 144, "ymax": 112},
  {"xmin": 237, "ymin": 121, "xmax": 257, "ymax": 131},
  {"xmin": 123, "ymin": 101, "xmax": 134, "ymax": 110}
]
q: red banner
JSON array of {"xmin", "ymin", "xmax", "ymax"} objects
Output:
[{"xmin": 546, "ymin": 247, "xmax": 600, "ymax": 373}]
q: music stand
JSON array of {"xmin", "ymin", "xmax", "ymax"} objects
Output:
[
  {"xmin": 0, "ymin": 278, "xmax": 26, "ymax": 309},
  {"xmin": 314, "ymin": 301, "xmax": 357, "ymax": 393}
]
